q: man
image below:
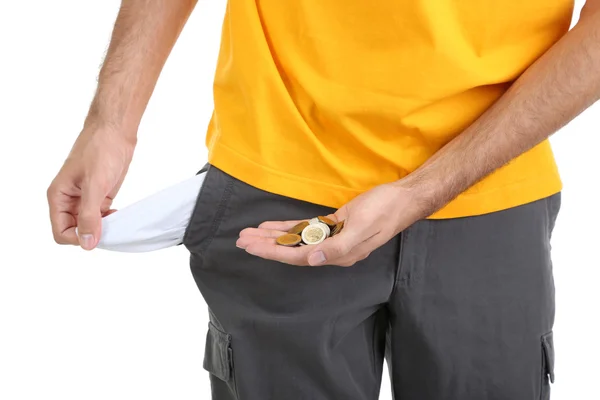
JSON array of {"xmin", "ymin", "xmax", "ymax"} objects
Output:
[{"xmin": 47, "ymin": 0, "xmax": 599, "ymax": 399}]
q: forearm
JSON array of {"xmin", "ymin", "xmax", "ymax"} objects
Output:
[
  {"xmin": 401, "ymin": 5, "xmax": 600, "ymax": 216},
  {"xmin": 86, "ymin": 0, "xmax": 197, "ymax": 137}
]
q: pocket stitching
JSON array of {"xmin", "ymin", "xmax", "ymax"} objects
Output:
[
  {"xmin": 182, "ymin": 166, "xmax": 212, "ymax": 247},
  {"xmin": 201, "ymin": 176, "xmax": 235, "ymax": 256},
  {"xmin": 183, "ymin": 167, "xmax": 236, "ymax": 256}
]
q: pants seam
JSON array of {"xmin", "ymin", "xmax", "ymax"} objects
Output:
[
  {"xmin": 388, "ymin": 230, "xmax": 405, "ymax": 301},
  {"xmin": 202, "ymin": 174, "xmax": 236, "ymax": 256}
]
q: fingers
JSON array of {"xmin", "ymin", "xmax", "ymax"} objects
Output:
[
  {"xmin": 239, "ymin": 230, "xmax": 381, "ymax": 267},
  {"xmin": 237, "ymin": 223, "xmax": 316, "ymax": 265},
  {"xmin": 238, "ymin": 221, "xmax": 380, "ymax": 267},
  {"xmin": 237, "ymin": 228, "xmax": 283, "ymax": 248},
  {"xmin": 236, "ymin": 235, "xmax": 277, "ymax": 248},
  {"xmin": 306, "ymin": 226, "xmax": 370, "ymax": 266},
  {"xmin": 240, "ymin": 215, "xmax": 380, "ymax": 266},
  {"xmin": 258, "ymin": 220, "xmax": 305, "ymax": 231},
  {"xmin": 244, "ymin": 241, "xmax": 313, "ymax": 266},
  {"xmin": 47, "ymin": 186, "xmax": 79, "ymax": 245},
  {"xmin": 77, "ymin": 180, "xmax": 107, "ymax": 250},
  {"xmin": 239, "ymin": 227, "xmax": 286, "ymax": 239},
  {"xmin": 102, "ymin": 209, "xmax": 118, "ymax": 218},
  {"xmin": 50, "ymin": 211, "xmax": 79, "ymax": 245},
  {"xmin": 326, "ymin": 234, "xmax": 386, "ymax": 267}
]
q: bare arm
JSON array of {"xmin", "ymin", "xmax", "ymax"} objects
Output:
[
  {"xmin": 48, "ymin": 0, "xmax": 198, "ymax": 249},
  {"xmin": 401, "ymin": 1, "xmax": 600, "ymax": 215},
  {"xmin": 88, "ymin": 0, "xmax": 198, "ymax": 135}
]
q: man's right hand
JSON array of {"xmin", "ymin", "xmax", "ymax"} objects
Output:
[
  {"xmin": 47, "ymin": 124, "xmax": 135, "ymax": 250},
  {"xmin": 46, "ymin": 0, "xmax": 199, "ymax": 250}
]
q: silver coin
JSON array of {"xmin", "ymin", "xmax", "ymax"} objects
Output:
[
  {"xmin": 301, "ymin": 224, "xmax": 327, "ymax": 245},
  {"xmin": 313, "ymin": 222, "xmax": 330, "ymax": 237}
]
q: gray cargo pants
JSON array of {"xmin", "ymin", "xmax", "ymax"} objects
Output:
[{"xmin": 183, "ymin": 164, "xmax": 559, "ymax": 400}]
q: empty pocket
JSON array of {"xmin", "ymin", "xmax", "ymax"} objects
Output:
[{"xmin": 203, "ymin": 322, "xmax": 234, "ymax": 382}]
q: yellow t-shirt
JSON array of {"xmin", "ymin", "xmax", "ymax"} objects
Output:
[{"xmin": 206, "ymin": 0, "xmax": 574, "ymax": 218}]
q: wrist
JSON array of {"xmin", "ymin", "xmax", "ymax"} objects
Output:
[
  {"xmin": 392, "ymin": 172, "xmax": 442, "ymax": 219},
  {"xmin": 83, "ymin": 113, "xmax": 138, "ymax": 146},
  {"xmin": 85, "ymin": 86, "xmax": 144, "ymax": 141},
  {"xmin": 76, "ymin": 121, "xmax": 138, "ymax": 157}
]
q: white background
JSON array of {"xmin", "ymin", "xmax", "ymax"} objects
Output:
[{"xmin": 0, "ymin": 1, "xmax": 598, "ymax": 399}]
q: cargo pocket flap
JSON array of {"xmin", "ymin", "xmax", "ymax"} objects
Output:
[
  {"xmin": 203, "ymin": 322, "xmax": 233, "ymax": 381},
  {"xmin": 542, "ymin": 331, "xmax": 555, "ymax": 383}
]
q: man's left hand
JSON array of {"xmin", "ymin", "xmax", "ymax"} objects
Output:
[{"xmin": 236, "ymin": 182, "xmax": 427, "ymax": 266}]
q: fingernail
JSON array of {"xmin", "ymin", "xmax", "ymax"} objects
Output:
[
  {"xmin": 79, "ymin": 234, "xmax": 94, "ymax": 250},
  {"xmin": 236, "ymin": 241, "xmax": 246, "ymax": 249},
  {"xmin": 308, "ymin": 251, "xmax": 326, "ymax": 266}
]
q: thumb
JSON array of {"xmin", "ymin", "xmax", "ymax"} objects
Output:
[
  {"xmin": 77, "ymin": 180, "xmax": 105, "ymax": 250},
  {"xmin": 307, "ymin": 228, "xmax": 362, "ymax": 266}
]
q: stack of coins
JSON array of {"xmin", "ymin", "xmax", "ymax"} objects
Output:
[{"xmin": 276, "ymin": 216, "xmax": 345, "ymax": 247}]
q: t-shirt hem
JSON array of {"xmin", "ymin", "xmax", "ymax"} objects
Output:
[{"xmin": 209, "ymin": 141, "xmax": 563, "ymax": 219}]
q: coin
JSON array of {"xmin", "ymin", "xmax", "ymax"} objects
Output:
[
  {"xmin": 288, "ymin": 221, "xmax": 309, "ymax": 235},
  {"xmin": 312, "ymin": 222, "xmax": 331, "ymax": 237},
  {"xmin": 331, "ymin": 220, "xmax": 345, "ymax": 236},
  {"xmin": 276, "ymin": 233, "xmax": 302, "ymax": 247},
  {"xmin": 308, "ymin": 217, "xmax": 320, "ymax": 225},
  {"xmin": 317, "ymin": 216, "xmax": 336, "ymax": 228},
  {"xmin": 301, "ymin": 224, "xmax": 327, "ymax": 245}
]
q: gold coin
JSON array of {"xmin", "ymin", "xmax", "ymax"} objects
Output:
[
  {"xmin": 276, "ymin": 233, "xmax": 302, "ymax": 247},
  {"xmin": 288, "ymin": 221, "xmax": 309, "ymax": 235},
  {"xmin": 317, "ymin": 216, "xmax": 336, "ymax": 228},
  {"xmin": 331, "ymin": 220, "xmax": 345, "ymax": 236}
]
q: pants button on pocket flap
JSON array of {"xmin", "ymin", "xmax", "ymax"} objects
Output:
[
  {"xmin": 542, "ymin": 331, "xmax": 555, "ymax": 384},
  {"xmin": 204, "ymin": 322, "xmax": 233, "ymax": 382}
]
